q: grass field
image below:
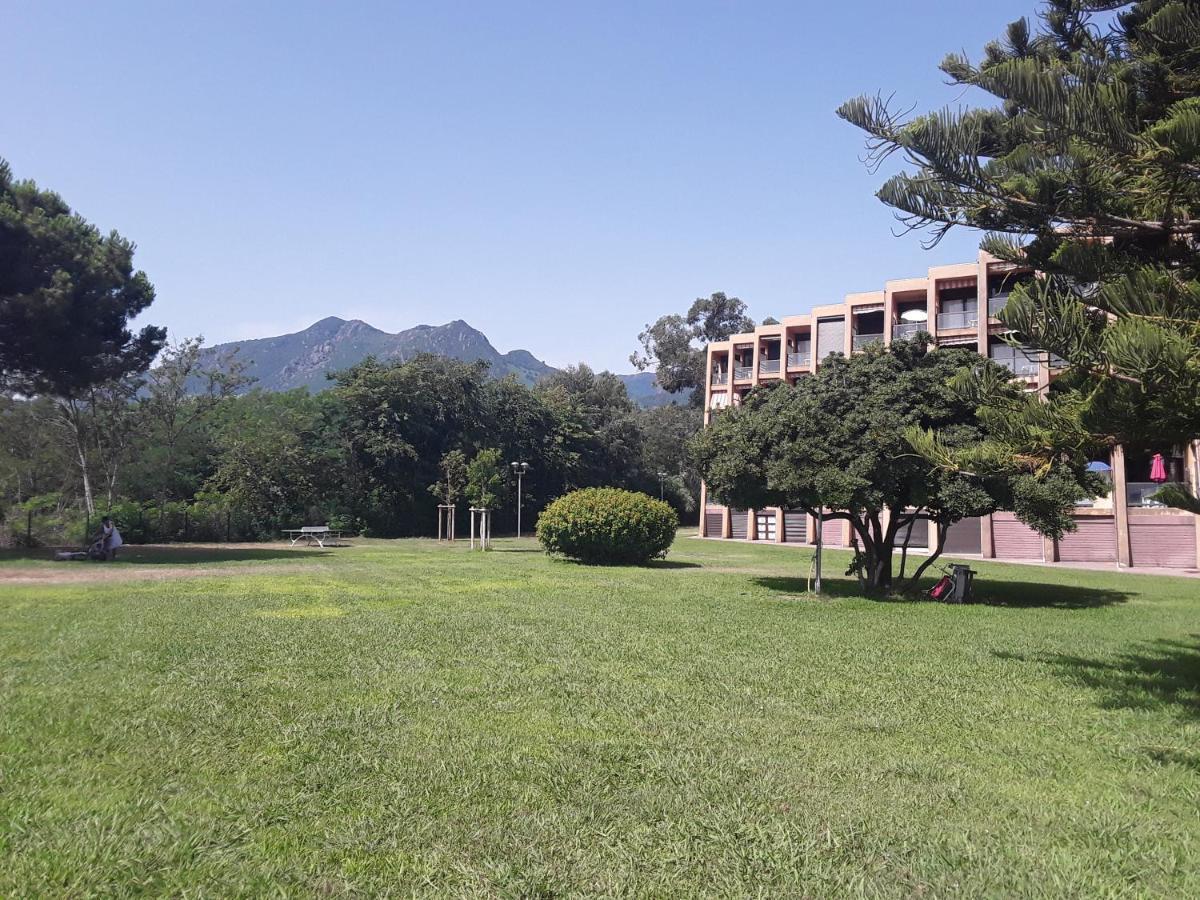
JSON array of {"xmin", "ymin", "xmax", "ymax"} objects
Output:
[{"xmin": 1, "ymin": 535, "xmax": 1198, "ymax": 897}]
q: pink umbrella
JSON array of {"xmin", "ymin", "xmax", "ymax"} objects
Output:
[{"xmin": 1149, "ymin": 453, "xmax": 1168, "ymax": 484}]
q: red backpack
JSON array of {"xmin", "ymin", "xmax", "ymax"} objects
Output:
[{"xmin": 928, "ymin": 575, "xmax": 953, "ymax": 601}]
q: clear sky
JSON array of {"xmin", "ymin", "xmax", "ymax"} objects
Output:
[{"xmin": 5, "ymin": 0, "xmax": 1032, "ymax": 372}]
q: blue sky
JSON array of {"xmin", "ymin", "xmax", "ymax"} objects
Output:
[{"xmin": 6, "ymin": 0, "xmax": 1032, "ymax": 371}]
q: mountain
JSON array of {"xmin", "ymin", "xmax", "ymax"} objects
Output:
[{"xmin": 198, "ymin": 317, "xmax": 678, "ymax": 406}]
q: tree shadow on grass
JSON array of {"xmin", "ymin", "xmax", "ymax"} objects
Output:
[
  {"xmin": 752, "ymin": 575, "xmax": 1132, "ymax": 608},
  {"xmin": 996, "ymin": 635, "xmax": 1200, "ymax": 724}
]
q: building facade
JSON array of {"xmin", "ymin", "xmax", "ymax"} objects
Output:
[{"xmin": 699, "ymin": 251, "xmax": 1200, "ymax": 569}]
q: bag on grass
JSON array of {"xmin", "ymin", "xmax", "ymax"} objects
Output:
[{"xmin": 929, "ymin": 575, "xmax": 953, "ymax": 601}]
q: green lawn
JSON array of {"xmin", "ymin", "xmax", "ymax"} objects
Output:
[{"xmin": 1, "ymin": 536, "xmax": 1197, "ymax": 897}]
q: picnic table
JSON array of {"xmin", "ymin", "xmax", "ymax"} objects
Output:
[{"xmin": 282, "ymin": 526, "xmax": 342, "ymax": 548}]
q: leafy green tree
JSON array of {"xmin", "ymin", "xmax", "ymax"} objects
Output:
[
  {"xmin": 631, "ymin": 292, "xmax": 755, "ymax": 404},
  {"xmin": 0, "ymin": 159, "xmax": 165, "ymax": 395},
  {"xmin": 692, "ymin": 340, "xmax": 1099, "ymax": 592},
  {"xmin": 535, "ymin": 364, "xmax": 646, "ymax": 490},
  {"xmin": 428, "ymin": 449, "xmax": 468, "ymax": 505},
  {"xmin": 1, "ymin": 159, "xmax": 166, "ymax": 515},
  {"xmin": 136, "ymin": 338, "xmax": 252, "ymax": 504},
  {"xmin": 333, "ymin": 354, "xmax": 490, "ymax": 534},
  {"xmin": 466, "ymin": 448, "xmax": 505, "ymax": 510},
  {"xmin": 637, "ymin": 403, "xmax": 703, "ymax": 515},
  {"xmin": 837, "ymin": 0, "xmax": 1200, "ymax": 503}
]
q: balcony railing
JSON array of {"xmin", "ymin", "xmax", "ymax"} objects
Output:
[
  {"xmin": 852, "ymin": 333, "xmax": 884, "ymax": 351},
  {"xmin": 786, "ymin": 351, "xmax": 811, "ymax": 368},
  {"xmin": 994, "ymin": 355, "xmax": 1040, "ymax": 377},
  {"xmin": 711, "ymin": 371, "xmax": 728, "ymax": 386},
  {"xmin": 733, "ymin": 366, "xmax": 753, "ymax": 382},
  {"xmin": 892, "ymin": 322, "xmax": 924, "ymax": 340},
  {"xmin": 937, "ymin": 309, "xmax": 978, "ymax": 330},
  {"xmin": 988, "ymin": 294, "xmax": 1009, "ymax": 317},
  {"xmin": 1127, "ymin": 482, "xmax": 1171, "ymax": 508},
  {"xmin": 758, "ymin": 358, "xmax": 781, "ymax": 375}
]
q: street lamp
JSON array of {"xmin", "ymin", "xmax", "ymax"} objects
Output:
[
  {"xmin": 509, "ymin": 461, "xmax": 529, "ymax": 538},
  {"xmin": 657, "ymin": 471, "xmax": 668, "ymax": 500}
]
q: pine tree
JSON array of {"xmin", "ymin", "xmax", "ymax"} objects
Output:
[{"xmin": 838, "ymin": 1, "xmax": 1200, "ymax": 505}]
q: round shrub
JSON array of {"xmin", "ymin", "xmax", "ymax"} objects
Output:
[{"xmin": 536, "ymin": 488, "xmax": 678, "ymax": 565}]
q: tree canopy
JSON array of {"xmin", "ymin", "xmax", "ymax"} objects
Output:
[
  {"xmin": 837, "ymin": 0, "xmax": 1200, "ymax": 498},
  {"xmin": 692, "ymin": 340, "xmax": 1099, "ymax": 591},
  {"xmin": 631, "ymin": 292, "xmax": 755, "ymax": 404},
  {"xmin": 0, "ymin": 159, "xmax": 164, "ymax": 396}
]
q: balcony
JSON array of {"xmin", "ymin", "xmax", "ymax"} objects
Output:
[
  {"xmin": 988, "ymin": 294, "xmax": 1009, "ymax": 317},
  {"xmin": 786, "ymin": 351, "xmax": 811, "ymax": 368},
  {"xmin": 937, "ymin": 309, "xmax": 978, "ymax": 330},
  {"xmin": 758, "ymin": 358, "xmax": 781, "ymax": 376},
  {"xmin": 852, "ymin": 333, "xmax": 884, "ymax": 351},
  {"xmin": 994, "ymin": 355, "xmax": 1040, "ymax": 377},
  {"xmin": 892, "ymin": 322, "xmax": 924, "ymax": 340},
  {"xmin": 1127, "ymin": 482, "xmax": 1171, "ymax": 508},
  {"xmin": 733, "ymin": 366, "xmax": 753, "ymax": 382},
  {"xmin": 710, "ymin": 371, "xmax": 728, "ymax": 386}
]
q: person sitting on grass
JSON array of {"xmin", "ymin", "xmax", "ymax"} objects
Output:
[{"xmin": 90, "ymin": 516, "xmax": 123, "ymax": 561}]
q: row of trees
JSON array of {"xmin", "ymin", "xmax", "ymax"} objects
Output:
[{"xmin": 0, "ymin": 346, "xmax": 702, "ymax": 544}]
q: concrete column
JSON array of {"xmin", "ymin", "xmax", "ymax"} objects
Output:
[
  {"xmin": 981, "ymin": 514, "xmax": 996, "ymax": 558},
  {"xmin": 883, "ymin": 289, "xmax": 896, "ymax": 347},
  {"xmin": 976, "ymin": 256, "xmax": 990, "ymax": 350},
  {"xmin": 927, "ymin": 277, "xmax": 939, "ymax": 341},
  {"xmin": 1190, "ymin": 441, "xmax": 1200, "ymax": 566},
  {"xmin": 1111, "ymin": 445, "xmax": 1132, "ymax": 567},
  {"xmin": 843, "ymin": 312, "xmax": 853, "ymax": 356},
  {"xmin": 721, "ymin": 505, "xmax": 731, "ymax": 539},
  {"xmin": 774, "ymin": 507, "xmax": 785, "ymax": 544},
  {"xmin": 698, "ymin": 482, "xmax": 708, "ymax": 536}
]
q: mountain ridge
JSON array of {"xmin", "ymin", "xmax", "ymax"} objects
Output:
[{"xmin": 198, "ymin": 317, "xmax": 676, "ymax": 406}]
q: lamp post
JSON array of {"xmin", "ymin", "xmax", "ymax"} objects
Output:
[
  {"xmin": 510, "ymin": 461, "xmax": 529, "ymax": 538},
  {"xmin": 657, "ymin": 471, "xmax": 668, "ymax": 501}
]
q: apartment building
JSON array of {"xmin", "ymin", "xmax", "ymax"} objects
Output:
[{"xmin": 700, "ymin": 251, "xmax": 1200, "ymax": 570}]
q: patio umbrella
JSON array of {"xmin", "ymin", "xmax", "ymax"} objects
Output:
[{"xmin": 1149, "ymin": 453, "xmax": 1168, "ymax": 483}]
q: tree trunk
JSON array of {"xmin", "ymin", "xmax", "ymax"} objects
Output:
[
  {"xmin": 907, "ymin": 522, "xmax": 948, "ymax": 589},
  {"xmin": 61, "ymin": 399, "xmax": 96, "ymax": 517}
]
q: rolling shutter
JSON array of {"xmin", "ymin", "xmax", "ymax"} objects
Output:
[
  {"xmin": 944, "ymin": 518, "xmax": 982, "ymax": 555},
  {"xmin": 1058, "ymin": 516, "xmax": 1116, "ymax": 562},
  {"xmin": 704, "ymin": 509, "xmax": 724, "ymax": 539},
  {"xmin": 729, "ymin": 510, "xmax": 748, "ymax": 540},
  {"xmin": 992, "ymin": 514, "xmax": 1043, "ymax": 560},
  {"xmin": 1130, "ymin": 516, "xmax": 1197, "ymax": 568},
  {"xmin": 898, "ymin": 517, "xmax": 929, "ymax": 550},
  {"xmin": 820, "ymin": 517, "xmax": 844, "ymax": 547},
  {"xmin": 783, "ymin": 510, "xmax": 807, "ymax": 543}
]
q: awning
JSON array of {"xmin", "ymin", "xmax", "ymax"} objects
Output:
[
  {"xmin": 937, "ymin": 277, "xmax": 977, "ymax": 291},
  {"xmin": 852, "ymin": 303, "xmax": 885, "ymax": 314},
  {"xmin": 937, "ymin": 336, "xmax": 978, "ymax": 347}
]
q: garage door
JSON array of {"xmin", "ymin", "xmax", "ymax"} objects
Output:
[
  {"xmin": 1058, "ymin": 516, "xmax": 1116, "ymax": 562},
  {"xmin": 1130, "ymin": 516, "xmax": 1197, "ymax": 568},
  {"xmin": 820, "ymin": 517, "xmax": 844, "ymax": 547},
  {"xmin": 898, "ymin": 517, "xmax": 929, "ymax": 550},
  {"xmin": 729, "ymin": 509, "xmax": 748, "ymax": 540},
  {"xmin": 993, "ymin": 514, "xmax": 1043, "ymax": 560},
  {"xmin": 944, "ymin": 517, "xmax": 982, "ymax": 555},
  {"xmin": 783, "ymin": 510, "xmax": 807, "ymax": 543},
  {"xmin": 704, "ymin": 508, "xmax": 724, "ymax": 538}
]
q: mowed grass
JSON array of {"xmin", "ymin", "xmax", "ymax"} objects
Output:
[{"xmin": 1, "ymin": 535, "xmax": 1198, "ymax": 897}]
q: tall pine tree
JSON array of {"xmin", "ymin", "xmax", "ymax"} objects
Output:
[{"xmin": 838, "ymin": 0, "xmax": 1200, "ymax": 508}]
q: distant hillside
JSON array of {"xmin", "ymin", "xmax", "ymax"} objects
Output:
[{"xmin": 198, "ymin": 317, "xmax": 679, "ymax": 406}]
